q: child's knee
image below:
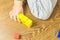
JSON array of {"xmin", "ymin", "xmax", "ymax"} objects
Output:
[
  {"xmin": 38, "ymin": 17, "xmax": 49, "ymax": 20},
  {"xmin": 38, "ymin": 13, "xmax": 51, "ymax": 20}
]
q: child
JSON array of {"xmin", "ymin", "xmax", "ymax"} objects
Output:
[{"xmin": 9, "ymin": 0, "xmax": 57, "ymax": 22}]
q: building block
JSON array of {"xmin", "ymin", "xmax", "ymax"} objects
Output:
[
  {"xmin": 14, "ymin": 33, "xmax": 21, "ymax": 39},
  {"xmin": 57, "ymin": 30, "xmax": 60, "ymax": 38},
  {"xmin": 18, "ymin": 13, "xmax": 33, "ymax": 28}
]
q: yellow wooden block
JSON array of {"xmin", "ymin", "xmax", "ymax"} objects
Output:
[{"xmin": 18, "ymin": 13, "xmax": 33, "ymax": 28}]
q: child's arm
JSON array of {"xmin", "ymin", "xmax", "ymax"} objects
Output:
[
  {"xmin": 14, "ymin": 0, "xmax": 23, "ymax": 6},
  {"xmin": 9, "ymin": 0, "xmax": 24, "ymax": 22}
]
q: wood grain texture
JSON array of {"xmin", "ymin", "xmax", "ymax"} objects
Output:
[{"xmin": 0, "ymin": 0, "xmax": 60, "ymax": 40}]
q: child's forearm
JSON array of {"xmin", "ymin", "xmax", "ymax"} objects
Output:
[{"xmin": 14, "ymin": 0, "xmax": 24, "ymax": 6}]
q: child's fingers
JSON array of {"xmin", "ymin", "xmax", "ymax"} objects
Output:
[
  {"xmin": 13, "ymin": 16, "xmax": 20, "ymax": 23},
  {"xmin": 9, "ymin": 11, "xmax": 13, "ymax": 19},
  {"xmin": 17, "ymin": 16, "xmax": 20, "ymax": 23},
  {"xmin": 13, "ymin": 16, "xmax": 17, "ymax": 21},
  {"xmin": 9, "ymin": 14, "xmax": 13, "ymax": 19},
  {"xmin": 10, "ymin": 15, "xmax": 13, "ymax": 19}
]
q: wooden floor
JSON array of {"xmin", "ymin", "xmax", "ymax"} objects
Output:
[{"xmin": 0, "ymin": 0, "xmax": 60, "ymax": 40}]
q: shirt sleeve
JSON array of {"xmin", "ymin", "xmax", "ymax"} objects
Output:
[{"xmin": 17, "ymin": 0, "xmax": 24, "ymax": 2}]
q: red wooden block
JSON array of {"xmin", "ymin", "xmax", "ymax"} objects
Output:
[{"xmin": 14, "ymin": 33, "xmax": 21, "ymax": 39}]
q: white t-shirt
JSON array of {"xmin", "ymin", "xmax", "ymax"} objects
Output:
[{"xmin": 27, "ymin": 0, "xmax": 57, "ymax": 20}]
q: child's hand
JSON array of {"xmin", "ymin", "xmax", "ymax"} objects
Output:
[{"xmin": 9, "ymin": 3, "xmax": 23, "ymax": 22}]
